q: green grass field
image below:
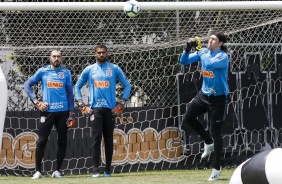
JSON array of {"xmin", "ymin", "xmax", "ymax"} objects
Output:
[{"xmin": 0, "ymin": 168, "xmax": 235, "ymax": 184}]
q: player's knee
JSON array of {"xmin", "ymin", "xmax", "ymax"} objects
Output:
[
  {"xmin": 182, "ymin": 114, "xmax": 191, "ymax": 124},
  {"xmin": 37, "ymin": 137, "xmax": 48, "ymax": 147},
  {"xmin": 92, "ymin": 132, "xmax": 103, "ymax": 139},
  {"xmin": 183, "ymin": 115, "xmax": 198, "ymax": 126},
  {"xmin": 211, "ymin": 115, "xmax": 225, "ymax": 126},
  {"xmin": 181, "ymin": 122, "xmax": 189, "ymax": 132}
]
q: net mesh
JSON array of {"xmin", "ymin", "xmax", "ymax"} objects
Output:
[{"xmin": 1, "ymin": 0, "xmax": 282, "ymax": 176}]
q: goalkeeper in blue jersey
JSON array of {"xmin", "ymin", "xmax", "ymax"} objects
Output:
[
  {"xmin": 74, "ymin": 44, "xmax": 131, "ymax": 178},
  {"xmin": 24, "ymin": 49, "xmax": 75, "ymax": 179},
  {"xmin": 180, "ymin": 32, "xmax": 229, "ymax": 181}
]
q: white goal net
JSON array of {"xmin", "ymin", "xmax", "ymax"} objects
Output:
[{"xmin": 0, "ymin": 0, "xmax": 282, "ymax": 176}]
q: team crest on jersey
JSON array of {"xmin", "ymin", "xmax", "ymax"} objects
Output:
[
  {"xmin": 57, "ymin": 72, "xmax": 64, "ymax": 79},
  {"xmin": 106, "ymin": 69, "xmax": 112, "ymax": 77}
]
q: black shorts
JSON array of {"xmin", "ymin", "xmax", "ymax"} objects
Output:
[{"xmin": 188, "ymin": 91, "xmax": 228, "ymax": 125}]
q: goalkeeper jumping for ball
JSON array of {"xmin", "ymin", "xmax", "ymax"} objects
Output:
[
  {"xmin": 24, "ymin": 49, "xmax": 75, "ymax": 179},
  {"xmin": 180, "ymin": 32, "xmax": 229, "ymax": 181},
  {"xmin": 74, "ymin": 44, "xmax": 131, "ymax": 178}
]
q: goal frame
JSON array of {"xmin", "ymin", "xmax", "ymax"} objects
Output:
[{"xmin": 0, "ymin": 1, "xmax": 282, "ymax": 11}]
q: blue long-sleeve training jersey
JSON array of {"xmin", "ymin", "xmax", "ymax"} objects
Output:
[
  {"xmin": 180, "ymin": 48, "xmax": 229, "ymax": 96},
  {"xmin": 24, "ymin": 65, "xmax": 74, "ymax": 112},
  {"xmin": 74, "ymin": 61, "xmax": 131, "ymax": 109}
]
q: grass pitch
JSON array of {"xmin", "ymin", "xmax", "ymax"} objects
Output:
[{"xmin": 0, "ymin": 168, "xmax": 235, "ymax": 184}]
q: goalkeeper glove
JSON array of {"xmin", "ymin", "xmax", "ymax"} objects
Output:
[
  {"xmin": 112, "ymin": 99, "xmax": 126, "ymax": 117},
  {"xmin": 33, "ymin": 98, "xmax": 48, "ymax": 112},
  {"xmin": 185, "ymin": 36, "xmax": 202, "ymax": 53},
  {"xmin": 78, "ymin": 100, "xmax": 93, "ymax": 117},
  {"xmin": 66, "ymin": 111, "xmax": 76, "ymax": 128}
]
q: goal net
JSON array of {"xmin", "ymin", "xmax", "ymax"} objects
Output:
[{"xmin": 1, "ymin": 0, "xmax": 282, "ymax": 176}]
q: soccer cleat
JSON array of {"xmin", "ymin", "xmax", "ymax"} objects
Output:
[
  {"xmin": 91, "ymin": 173, "xmax": 100, "ymax": 178},
  {"xmin": 51, "ymin": 170, "xmax": 62, "ymax": 178},
  {"xmin": 103, "ymin": 172, "xmax": 111, "ymax": 177},
  {"xmin": 208, "ymin": 168, "xmax": 221, "ymax": 181},
  {"xmin": 201, "ymin": 143, "xmax": 214, "ymax": 158},
  {"xmin": 31, "ymin": 171, "xmax": 42, "ymax": 179}
]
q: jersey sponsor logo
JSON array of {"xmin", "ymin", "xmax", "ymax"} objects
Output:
[
  {"xmin": 95, "ymin": 99, "xmax": 108, "ymax": 106},
  {"xmin": 94, "ymin": 80, "xmax": 110, "ymax": 88},
  {"xmin": 57, "ymin": 72, "xmax": 64, "ymax": 79},
  {"xmin": 201, "ymin": 69, "xmax": 214, "ymax": 78},
  {"xmin": 47, "ymin": 81, "xmax": 63, "ymax": 88},
  {"xmin": 49, "ymin": 102, "xmax": 64, "ymax": 110}
]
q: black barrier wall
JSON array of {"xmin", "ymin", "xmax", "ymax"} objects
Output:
[{"xmin": 1, "ymin": 107, "xmax": 184, "ymax": 176}]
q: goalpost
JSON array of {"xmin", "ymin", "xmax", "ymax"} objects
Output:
[
  {"xmin": 1, "ymin": 1, "xmax": 282, "ymax": 11},
  {"xmin": 0, "ymin": 0, "xmax": 282, "ymax": 176}
]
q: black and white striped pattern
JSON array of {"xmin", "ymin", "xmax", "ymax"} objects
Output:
[{"xmin": 230, "ymin": 148, "xmax": 282, "ymax": 184}]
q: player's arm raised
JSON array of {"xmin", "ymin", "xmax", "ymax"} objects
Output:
[{"xmin": 180, "ymin": 37, "xmax": 202, "ymax": 65}]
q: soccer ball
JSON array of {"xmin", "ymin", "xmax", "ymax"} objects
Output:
[{"xmin": 124, "ymin": 0, "xmax": 141, "ymax": 18}]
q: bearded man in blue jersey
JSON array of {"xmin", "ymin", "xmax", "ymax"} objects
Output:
[
  {"xmin": 74, "ymin": 44, "xmax": 131, "ymax": 178},
  {"xmin": 180, "ymin": 32, "xmax": 229, "ymax": 181},
  {"xmin": 24, "ymin": 49, "xmax": 75, "ymax": 179}
]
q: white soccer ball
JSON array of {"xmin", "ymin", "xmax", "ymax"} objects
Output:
[{"xmin": 124, "ymin": 0, "xmax": 141, "ymax": 18}]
